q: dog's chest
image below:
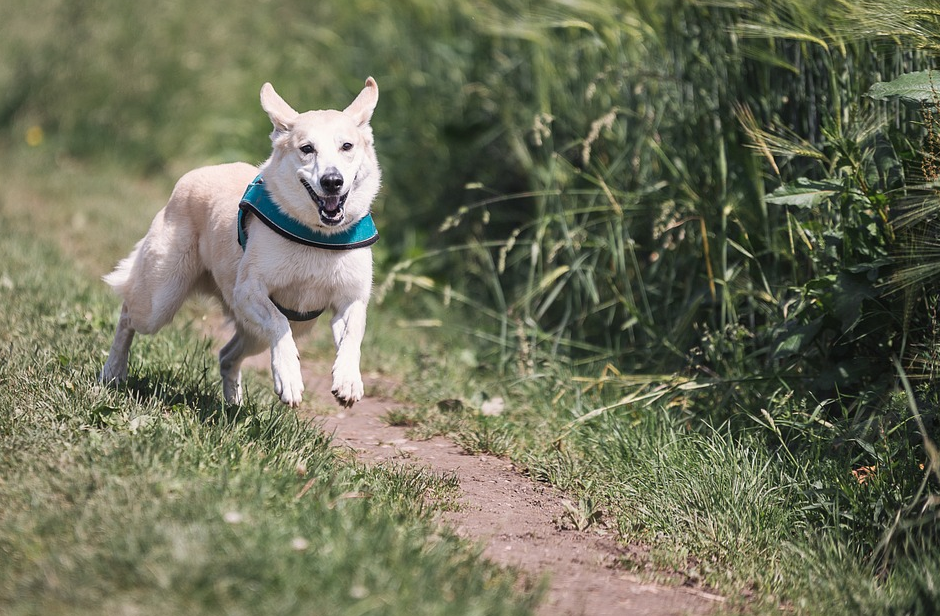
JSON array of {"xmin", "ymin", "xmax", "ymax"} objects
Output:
[{"xmin": 252, "ymin": 238, "xmax": 372, "ymax": 309}]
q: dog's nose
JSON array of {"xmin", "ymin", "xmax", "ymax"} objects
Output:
[{"xmin": 320, "ymin": 171, "xmax": 344, "ymax": 195}]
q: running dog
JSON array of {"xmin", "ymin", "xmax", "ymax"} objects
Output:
[{"xmin": 99, "ymin": 78, "xmax": 381, "ymax": 408}]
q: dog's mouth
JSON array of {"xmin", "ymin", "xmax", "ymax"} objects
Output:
[{"xmin": 300, "ymin": 178, "xmax": 348, "ymax": 226}]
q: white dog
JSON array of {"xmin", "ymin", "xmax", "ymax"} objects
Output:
[{"xmin": 99, "ymin": 78, "xmax": 381, "ymax": 408}]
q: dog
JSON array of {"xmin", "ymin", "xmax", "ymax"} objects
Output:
[{"xmin": 99, "ymin": 78, "xmax": 381, "ymax": 408}]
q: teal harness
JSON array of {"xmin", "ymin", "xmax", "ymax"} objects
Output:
[{"xmin": 237, "ymin": 175, "xmax": 379, "ymax": 321}]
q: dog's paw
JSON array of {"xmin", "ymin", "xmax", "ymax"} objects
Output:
[
  {"xmin": 274, "ymin": 370, "xmax": 305, "ymax": 407},
  {"xmin": 98, "ymin": 361, "xmax": 127, "ymax": 386},
  {"xmin": 331, "ymin": 364, "xmax": 363, "ymax": 408},
  {"xmin": 222, "ymin": 371, "xmax": 243, "ymax": 405},
  {"xmin": 272, "ymin": 352, "xmax": 304, "ymax": 407}
]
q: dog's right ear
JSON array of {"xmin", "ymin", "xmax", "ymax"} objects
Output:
[
  {"xmin": 260, "ymin": 83, "xmax": 299, "ymax": 138},
  {"xmin": 344, "ymin": 77, "xmax": 379, "ymax": 128}
]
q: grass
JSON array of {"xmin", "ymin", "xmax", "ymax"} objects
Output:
[
  {"xmin": 357, "ymin": 296, "xmax": 940, "ymax": 613},
  {"xmin": 0, "ymin": 161, "xmax": 540, "ymax": 614}
]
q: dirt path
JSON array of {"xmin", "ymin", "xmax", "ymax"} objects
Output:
[{"xmin": 228, "ymin": 338, "xmax": 723, "ymax": 616}]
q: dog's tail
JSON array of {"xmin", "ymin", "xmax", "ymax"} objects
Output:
[{"xmin": 102, "ymin": 238, "xmax": 144, "ymax": 297}]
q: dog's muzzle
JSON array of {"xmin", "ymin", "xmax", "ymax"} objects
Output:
[{"xmin": 300, "ymin": 177, "xmax": 349, "ymax": 226}]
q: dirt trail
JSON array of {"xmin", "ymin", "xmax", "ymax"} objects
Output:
[{"xmin": 232, "ymin": 343, "xmax": 723, "ymax": 616}]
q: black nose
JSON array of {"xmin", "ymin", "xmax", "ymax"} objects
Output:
[{"xmin": 320, "ymin": 171, "xmax": 344, "ymax": 195}]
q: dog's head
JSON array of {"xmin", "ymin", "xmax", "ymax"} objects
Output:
[{"xmin": 259, "ymin": 78, "xmax": 381, "ymax": 231}]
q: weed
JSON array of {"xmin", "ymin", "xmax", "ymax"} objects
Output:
[
  {"xmin": 382, "ymin": 409, "xmax": 419, "ymax": 428},
  {"xmin": 453, "ymin": 417, "xmax": 515, "ymax": 458},
  {"xmin": 557, "ymin": 497, "xmax": 604, "ymax": 532}
]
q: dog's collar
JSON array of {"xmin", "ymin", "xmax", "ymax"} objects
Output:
[
  {"xmin": 236, "ymin": 175, "xmax": 378, "ymax": 322},
  {"xmin": 237, "ymin": 175, "xmax": 379, "ymax": 251}
]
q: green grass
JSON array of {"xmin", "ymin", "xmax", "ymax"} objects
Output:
[
  {"xmin": 358, "ymin": 303, "xmax": 940, "ymax": 613},
  {"xmin": 387, "ymin": 358, "xmax": 940, "ymax": 614},
  {"xmin": 0, "ymin": 188, "xmax": 540, "ymax": 614}
]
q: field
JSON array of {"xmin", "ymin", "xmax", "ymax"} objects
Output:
[{"xmin": 2, "ymin": 0, "xmax": 940, "ymax": 614}]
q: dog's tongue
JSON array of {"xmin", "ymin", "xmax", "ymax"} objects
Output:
[
  {"xmin": 322, "ymin": 197, "xmax": 340, "ymax": 214},
  {"xmin": 321, "ymin": 195, "xmax": 342, "ymax": 214}
]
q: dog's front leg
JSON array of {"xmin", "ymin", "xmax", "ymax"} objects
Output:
[
  {"xmin": 330, "ymin": 299, "xmax": 367, "ymax": 407},
  {"xmin": 233, "ymin": 278, "xmax": 305, "ymax": 407}
]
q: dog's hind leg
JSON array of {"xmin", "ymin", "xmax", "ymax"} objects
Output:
[
  {"xmin": 219, "ymin": 328, "xmax": 266, "ymax": 405},
  {"xmin": 99, "ymin": 302, "xmax": 136, "ymax": 385},
  {"xmin": 100, "ymin": 195, "xmax": 207, "ymax": 378}
]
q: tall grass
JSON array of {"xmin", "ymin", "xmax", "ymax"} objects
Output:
[
  {"xmin": 374, "ymin": 0, "xmax": 940, "ymax": 611},
  {"xmin": 404, "ymin": 0, "xmax": 927, "ymax": 379}
]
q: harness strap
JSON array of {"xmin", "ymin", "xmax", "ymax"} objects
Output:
[
  {"xmin": 270, "ymin": 298, "xmax": 324, "ymax": 322},
  {"xmin": 237, "ymin": 176, "xmax": 379, "ymax": 251}
]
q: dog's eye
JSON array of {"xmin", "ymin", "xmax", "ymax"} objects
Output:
[
  {"xmin": 341, "ymin": 142, "xmax": 354, "ymax": 152},
  {"xmin": 299, "ymin": 144, "xmax": 315, "ymax": 155}
]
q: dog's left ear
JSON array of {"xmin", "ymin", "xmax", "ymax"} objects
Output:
[
  {"xmin": 344, "ymin": 77, "xmax": 379, "ymax": 127},
  {"xmin": 260, "ymin": 83, "xmax": 299, "ymax": 137}
]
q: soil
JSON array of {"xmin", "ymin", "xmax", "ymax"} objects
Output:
[{"xmin": 222, "ymin": 331, "xmax": 725, "ymax": 616}]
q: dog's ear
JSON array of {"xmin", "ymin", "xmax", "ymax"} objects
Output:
[
  {"xmin": 260, "ymin": 83, "xmax": 299, "ymax": 137},
  {"xmin": 344, "ymin": 77, "xmax": 379, "ymax": 127}
]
